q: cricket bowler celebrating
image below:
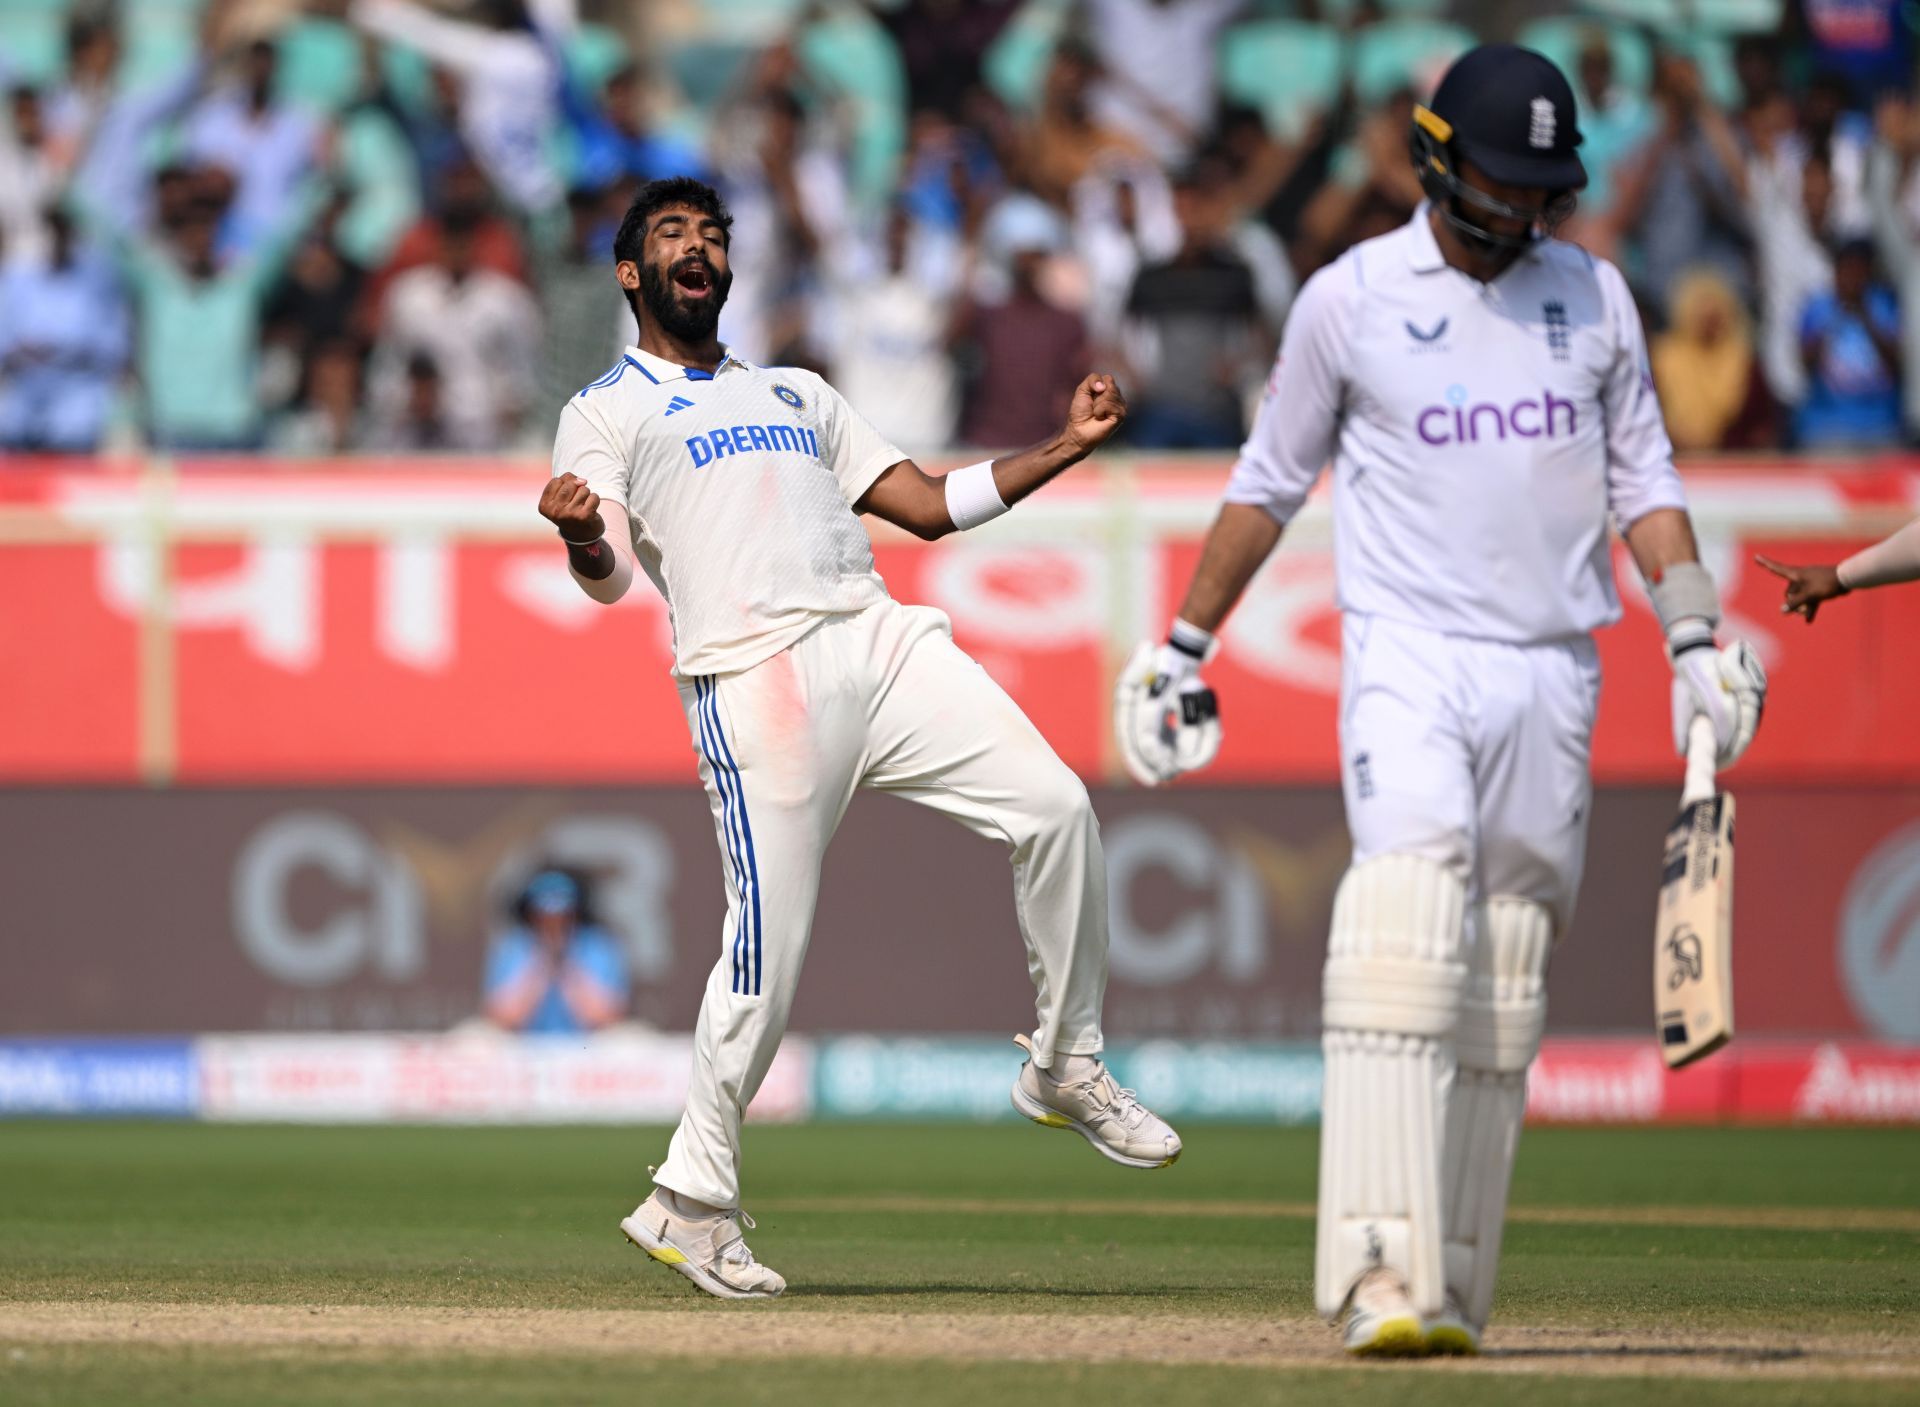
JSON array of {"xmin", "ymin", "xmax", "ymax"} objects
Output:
[
  {"xmin": 539, "ymin": 177, "xmax": 1180, "ymax": 1300},
  {"xmin": 1114, "ymin": 48, "xmax": 1767, "ymax": 1354}
]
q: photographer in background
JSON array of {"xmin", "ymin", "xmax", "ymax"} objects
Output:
[{"xmin": 483, "ymin": 868, "xmax": 630, "ymax": 1035}]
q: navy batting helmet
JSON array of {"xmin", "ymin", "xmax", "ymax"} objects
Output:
[{"xmin": 1411, "ymin": 45, "xmax": 1587, "ymax": 250}]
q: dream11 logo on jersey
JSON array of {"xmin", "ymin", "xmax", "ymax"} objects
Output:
[{"xmin": 1416, "ymin": 384, "xmax": 1579, "ymax": 445}]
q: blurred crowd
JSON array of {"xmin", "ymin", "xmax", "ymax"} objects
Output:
[{"xmin": 0, "ymin": 0, "xmax": 1916, "ymax": 460}]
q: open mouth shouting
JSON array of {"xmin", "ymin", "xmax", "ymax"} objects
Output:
[{"xmin": 673, "ymin": 258, "xmax": 715, "ymax": 300}]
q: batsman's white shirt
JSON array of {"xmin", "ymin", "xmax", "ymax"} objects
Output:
[
  {"xmin": 1226, "ymin": 205, "xmax": 1687, "ymax": 644},
  {"xmin": 1229, "ymin": 209, "xmax": 1688, "ymax": 921},
  {"xmin": 553, "ymin": 344, "xmax": 901, "ymax": 677}
]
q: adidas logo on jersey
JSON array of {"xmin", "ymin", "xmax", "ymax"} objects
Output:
[{"xmin": 663, "ymin": 396, "xmax": 695, "ymax": 417}]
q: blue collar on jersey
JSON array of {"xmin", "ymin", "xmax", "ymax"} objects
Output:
[{"xmin": 623, "ymin": 345, "xmax": 755, "ymax": 385}]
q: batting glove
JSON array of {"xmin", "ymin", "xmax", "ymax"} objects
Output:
[
  {"xmin": 1114, "ymin": 625, "xmax": 1221, "ymax": 787},
  {"xmin": 1669, "ymin": 633, "xmax": 1766, "ymax": 768}
]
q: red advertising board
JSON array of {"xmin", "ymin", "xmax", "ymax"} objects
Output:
[{"xmin": 8, "ymin": 458, "xmax": 1920, "ymax": 785}]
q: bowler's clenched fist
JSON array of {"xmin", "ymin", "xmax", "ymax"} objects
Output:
[
  {"xmin": 541, "ymin": 473, "xmax": 606, "ymax": 545},
  {"xmin": 1064, "ymin": 372, "xmax": 1128, "ymax": 454}
]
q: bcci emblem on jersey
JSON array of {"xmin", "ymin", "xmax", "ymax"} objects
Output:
[{"xmin": 772, "ymin": 384, "xmax": 806, "ymax": 412}]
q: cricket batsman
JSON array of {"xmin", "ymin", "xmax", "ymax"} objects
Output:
[
  {"xmin": 1113, "ymin": 48, "xmax": 1767, "ymax": 1354},
  {"xmin": 539, "ymin": 177, "xmax": 1180, "ymax": 1300}
]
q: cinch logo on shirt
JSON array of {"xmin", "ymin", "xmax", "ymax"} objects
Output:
[
  {"xmin": 686, "ymin": 423, "xmax": 821, "ymax": 468},
  {"xmin": 1416, "ymin": 386, "xmax": 1578, "ymax": 445}
]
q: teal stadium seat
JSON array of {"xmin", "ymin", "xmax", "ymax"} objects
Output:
[
  {"xmin": 1219, "ymin": 21, "xmax": 1346, "ymax": 143},
  {"xmin": 1350, "ymin": 18, "xmax": 1475, "ymax": 104},
  {"xmin": 0, "ymin": 0, "xmax": 72, "ymax": 86},
  {"xmin": 118, "ymin": 0, "xmax": 205, "ymax": 93},
  {"xmin": 562, "ymin": 23, "xmax": 631, "ymax": 97},
  {"xmin": 275, "ymin": 18, "xmax": 365, "ymax": 114}
]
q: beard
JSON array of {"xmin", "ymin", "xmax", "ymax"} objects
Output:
[{"xmin": 639, "ymin": 256, "xmax": 732, "ymax": 342}]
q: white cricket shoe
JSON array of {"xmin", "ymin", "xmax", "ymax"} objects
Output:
[
  {"xmin": 620, "ymin": 1185, "xmax": 785, "ymax": 1300},
  {"xmin": 1009, "ymin": 1034, "xmax": 1182, "ymax": 1169},
  {"xmin": 1424, "ymin": 1293, "xmax": 1482, "ymax": 1356},
  {"xmin": 1340, "ymin": 1269, "xmax": 1426, "ymax": 1357}
]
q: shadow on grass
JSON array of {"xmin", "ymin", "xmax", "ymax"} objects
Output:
[
  {"xmin": 1487, "ymin": 1346, "xmax": 1810, "ymax": 1364},
  {"xmin": 796, "ymin": 1284, "xmax": 1230, "ymax": 1300}
]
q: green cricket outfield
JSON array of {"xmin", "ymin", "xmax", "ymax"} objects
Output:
[{"xmin": 1, "ymin": 1122, "xmax": 1915, "ymax": 1405}]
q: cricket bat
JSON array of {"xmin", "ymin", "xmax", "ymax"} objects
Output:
[{"xmin": 1654, "ymin": 714, "xmax": 1735, "ymax": 1069}]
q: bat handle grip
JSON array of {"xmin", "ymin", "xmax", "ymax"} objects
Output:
[{"xmin": 1680, "ymin": 713, "xmax": 1718, "ymax": 807}]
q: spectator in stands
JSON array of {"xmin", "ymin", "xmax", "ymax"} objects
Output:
[
  {"xmin": 263, "ymin": 198, "xmax": 368, "ymax": 421},
  {"xmin": 315, "ymin": 38, "xmax": 424, "ymax": 273},
  {"xmin": 1750, "ymin": 132, "xmax": 1836, "ymax": 413},
  {"xmin": 366, "ymin": 351, "xmax": 459, "ymax": 450},
  {"xmin": 484, "ymin": 869, "xmax": 629, "ymax": 1036},
  {"xmin": 565, "ymin": 62, "xmax": 709, "ymax": 192},
  {"xmin": 360, "ymin": 156, "xmax": 527, "ymax": 336},
  {"xmin": 275, "ymin": 334, "xmax": 371, "ymax": 455},
  {"xmin": 1082, "ymin": 0, "xmax": 1245, "ymax": 168},
  {"xmin": 881, "ymin": 0, "xmax": 1021, "ymax": 125},
  {"xmin": 1294, "ymin": 88, "xmax": 1425, "ymax": 273},
  {"xmin": 184, "ymin": 38, "xmax": 322, "ymax": 257},
  {"xmin": 532, "ymin": 184, "xmax": 630, "ymax": 441},
  {"xmin": 41, "ymin": 12, "xmax": 122, "ymax": 180},
  {"xmin": 1797, "ymin": 237, "xmax": 1904, "ymax": 451},
  {"xmin": 1074, "ymin": 158, "xmax": 1180, "ymax": 354},
  {"xmin": 1652, "ymin": 269, "xmax": 1779, "ymax": 452},
  {"xmin": 1867, "ymin": 94, "xmax": 1920, "ymax": 442},
  {"xmin": 1614, "ymin": 53, "xmax": 1754, "ymax": 313},
  {"xmin": 348, "ymin": 0, "xmax": 566, "ymax": 216},
  {"xmin": 711, "ymin": 66, "xmax": 846, "ymax": 366},
  {"xmin": 0, "ymin": 207, "xmax": 129, "ymax": 453},
  {"xmin": 1022, "ymin": 43, "xmax": 1151, "ymax": 207},
  {"xmin": 830, "ymin": 203, "xmax": 961, "ymax": 454},
  {"xmin": 373, "ymin": 219, "xmax": 542, "ymax": 450},
  {"xmin": 1120, "ymin": 162, "xmax": 1264, "ymax": 449},
  {"xmin": 1562, "ymin": 29, "xmax": 1654, "ymax": 253},
  {"xmin": 81, "ymin": 167, "xmax": 317, "ymax": 452},
  {"xmin": 952, "ymin": 199, "xmax": 1088, "ymax": 447},
  {"xmin": 0, "ymin": 86, "xmax": 57, "ymax": 269}
]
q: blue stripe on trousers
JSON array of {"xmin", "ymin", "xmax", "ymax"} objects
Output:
[
  {"xmin": 694, "ymin": 677, "xmax": 751, "ymax": 994},
  {"xmin": 702, "ymin": 676, "xmax": 762, "ymax": 996}
]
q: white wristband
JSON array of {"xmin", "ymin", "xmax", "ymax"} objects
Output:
[{"xmin": 944, "ymin": 460, "xmax": 1008, "ymax": 531}]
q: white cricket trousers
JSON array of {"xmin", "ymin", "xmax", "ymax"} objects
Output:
[
  {"xmin": 1339, "ymin": 613, "xmax": 1601, "ymax": 926},
  {"xmin": 652, "ymin": 598, "xmax": 1109, "ymax": 1208}
]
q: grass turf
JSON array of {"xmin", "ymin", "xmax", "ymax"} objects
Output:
[{"xmin": 0, "ymin": 1123, "xmax": 1915, "ymax": 1404}]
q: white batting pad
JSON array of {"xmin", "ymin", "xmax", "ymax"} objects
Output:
[
  {"xmin": 1315, "ymin": 855, "xmax": 1468, "ymax": 1319},
  {"xmin": 1443, "ymin": 897, "xmax": 1555, "ymax": 1328}
]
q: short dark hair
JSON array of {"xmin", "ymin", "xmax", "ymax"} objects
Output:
[{"xmin": 612, "ymin": 177, "xmax": 733, "ymax": 268}]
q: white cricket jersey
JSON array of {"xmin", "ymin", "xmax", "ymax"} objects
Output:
[
  {"xmin": 1226, "ymin": 206, "xmax": 1688, "ymax": 644},
  {"xmin": 553, "ymin": 345, "xmax": 905, "ymax": 677}
]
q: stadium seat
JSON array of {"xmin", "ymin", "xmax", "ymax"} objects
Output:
[
  {"xmin": 1219, "ymin": 21, "xmax": 1346, "ymax": 143},
  {"xmin": 0, "ymin": 0, "xmax": 71, "ymax": 86},
  {"xmin": 274, "ymin": 18, "xmax": 365, "ymax": 114},
  {"xmin": 562, "ymin": 23, "xmax": 631, "ymax": 97},
  {"xmin": 1350, "ymin": 18, "xmax": 1475, "ymax": 104},
  {"xmin": 118, "ymin": 0, "xmax": 206, "ymax": 93}
]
